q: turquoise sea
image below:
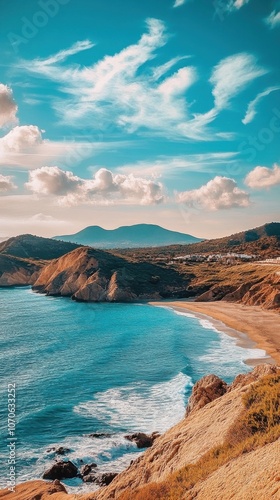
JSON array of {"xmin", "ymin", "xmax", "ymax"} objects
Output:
[{"xmin": 0, "ymin": 287, "xmax": 266, "ymax": 492}]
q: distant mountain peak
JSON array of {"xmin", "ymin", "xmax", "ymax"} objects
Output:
[{"xmin": 54, "ymin": 224, "xmax": 203, "ymax": 249}]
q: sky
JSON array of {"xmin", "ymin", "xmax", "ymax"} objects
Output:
[{"xmin": 0, "ymin": 0, "xmax": 279, "ymax": 239}]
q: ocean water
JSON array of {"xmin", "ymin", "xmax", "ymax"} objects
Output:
[{"xmin": 0, "ymin": 287, "xmax": 266, "ymax": 492}]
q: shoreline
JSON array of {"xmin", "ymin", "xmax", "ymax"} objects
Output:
[{"xmin": 149, "ymin": 301, "xmax": 280, "ymax": 366}]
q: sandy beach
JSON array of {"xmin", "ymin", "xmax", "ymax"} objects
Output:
[{"xmin": 149, "ymin": 301, "xmax": 280, "ymax": 366}]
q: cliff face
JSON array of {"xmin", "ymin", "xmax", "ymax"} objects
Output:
[
  {"xmin": 32, "ymin": 247, "xmax": 189, "ymax": 302},
  {"xmin": 0, "ymin": 255, "xmax": 42, "ymax": 286},
  {"xmin": 196, "ymin": 269, "xmax": 280, "ymax": 312}
]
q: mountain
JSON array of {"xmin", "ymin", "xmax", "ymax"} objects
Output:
[
  {"xmin": 32, "ymin": 246, "xmax": 190, "ymax": 301},
  {"xmin": 54, "ymin": 224, "xmax": 202, "ymax": 248},
  {"xmin": 0, "ymin": 234, "xmax": 81, "ymax": 260}
]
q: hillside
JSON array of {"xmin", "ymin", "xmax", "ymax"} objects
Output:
[
  {"xmin": 0, "ymin": 254, "xmax": 43, "ymax": 286},
  {"xmin": 32, "ymin": 246, "xmax": 190, "ymax": 301},
  {"xmin": 54, "ymin": 224, "xmax": 202, "ymax": 248},
  {"xmin": 1, "ymin": 365, "xmax": 279, "ymax": 500},
  {"xmin": 0, "ymin": 234, "xmax": 81, "ymax": 260},
  {"xmin": 118, "ymin": 222, "xmax": 280, "ymax": 260}
]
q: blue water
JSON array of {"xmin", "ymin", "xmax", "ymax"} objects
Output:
[{"xmin": 0, "ymin": 287, "xmax": 265, "ymax": 491}]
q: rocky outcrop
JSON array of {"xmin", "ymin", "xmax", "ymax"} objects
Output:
[
  {"xmin": 0, "ymin": 480, "xmax": 70, "ymax": 500},
  {"xmin": 185, "ymin": 374, "xmax": 228, "ymax": 416},
  {"xmin": 0, "ymin": 255, "xmax": 41, "ymax": 286},
  {"xmin": 42, "ymin": 461, "xmax": 78, "ymax": 480},
  {"xmin": 124, "ymin": 432, "xmax": 160, "ymax": 448},
  {"xmin": 196, "ymin": 271, "xmax": 280, "ymax": 312},
  {"xmin": 32, "ymin": 247, "xmax": 190, "ymax": 302}
]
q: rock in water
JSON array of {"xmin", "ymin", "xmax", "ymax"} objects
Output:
[
  {"xmin": 124, "ymin": 432, "xmax": 160, "ymax": 448},
  {"xmin": 42, "ymin": 460, "xmax": 78, "ymax": 480}
]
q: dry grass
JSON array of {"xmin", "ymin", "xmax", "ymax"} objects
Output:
[{"xmin": 118, "ymin": 374, "xmax": 280, "ymax": 500}]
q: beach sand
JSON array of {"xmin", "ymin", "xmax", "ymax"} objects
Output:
[{"xmin": 149, "ymin": 301, "xmax": 280, "ymax": 366}]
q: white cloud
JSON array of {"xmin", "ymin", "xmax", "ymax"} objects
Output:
[
  {"xmin": 0, "ymin": 125, "xmax": 127, "ymax": 170},
  {"xmin": 0, "ymin": 125, "xmax": 43, "ymax": 152},
  {"xmin": 210, "ymin": 53, "xmax": 267, "ymax": 110},
  {"xmin": 30, "ymin": 213, "xmax": 60, "ymax": 222},
  {"xmin": 245, "ymin": 164, "xmax": 280, "ymax": 189},
  {"xmin": 0, "ymin": 174, "xmax": 17, "ymax": 192},
  {"xmin": 21, "ymin": 21, "xmax": 216, "ymax": 141},
  {"xmin": 26, "ymin": 166, "xmax": 165, "ymax": 206},
  {"xmin": 38, "ymin": 40, "xmax": 95, "ymax": 66},
  {"xmin": 173, "ymin": 0, "xmax": 186, "ymax": 8},
  {"xmin": 117, "ymin": 152, "xmax": 239, "ymax": 176},
  {"xmin": 242, "ymin": 86, "xmax": 280, "ymax": 125},
  {"xmin": 225, "ymin": 0, "xmax": 250, "ymax": 12},
  {"xmin": 177, "ymin": 176, "xmax": 250, "ymax": 210},
  {"xmin": 265, "ymin": 10, "xmax": 280, "ymax": 29},
  {"xmin": 19, "ymin": 21, "xmax": 266, "ymax": 141},
  {"xmin": 0, "ymin": 84, "xmax": 18, "ymax": 128}
]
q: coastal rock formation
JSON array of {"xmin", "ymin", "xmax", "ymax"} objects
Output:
[
  {"xmin": 222, "ymin": 271, "xmax": 280, "ymax": 312},
  {"xmin": 196, "ymin": 270, "xmax": 280, "ymax": 312},
  {"xmin": 0, "ymin": 480, "xmax": 70, "ymax": 500},
  {"xmin": 32, "ymin": 246, "xmax": 190, "ymax": 302},
  {"xmin": 124, "ymin": 432, "xmax": 160, "ymax": 448},
  {"xmin": 185, "ymin": 374, "xmax": 228, "ymax": 416},
  {"xmin": 42, "ymin": 460, "xmax": 78, "ymax": 480},
  {"xmin": 0, "ymin": 255, "xmax": 41, "ymax": 286}
]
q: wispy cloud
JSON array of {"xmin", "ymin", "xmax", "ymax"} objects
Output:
[
  {"xmin": 36, "ymin": 40, "xmax": 95, "ymax": 66},
  {"xmin": 177, "ymin": 176, "xmax": 250, "ymax": 210},
  {"xmin": 224, "ymin": 0, "xmax": 250, "ymax": 12},
  {"xmin": 242, "ymin": 86, "xmax": 280, "ymax": 125},
  {"xmin": 117, "ymin": 152, "xmax": 239, "ymax": 177},
  {"xmin": 18, "ymin": 22, "xmax": 266, "ymax": 142},
  {"xmin": 265, "ymin": 10, "xmax": 280, "ymax": 29},
  {"xmin": 173, "ymin": 0, "xmax": 187, "ymax": 8},
  {"xmin": 210, "ymin": 53, "xmax": 267, "ymax": 110},
  {"xmin": 245, "ymin": 164, "xmax": 280, "ymax": 188},
  {"xmin": 26, "ymin": 166, "xmax": 165, "ymax": 206}
]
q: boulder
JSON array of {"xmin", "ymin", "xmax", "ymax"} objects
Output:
[
  {"xmin": 83, "ymin": 473, "xmax": 97, "ymax": 483},
  {"xmin": 42, "ymin": 460, "xmax": 78, "ymax": 480},
  {"xmin": 81, "ymin": 463, "xmax": 98, "ymax": 476},
  {"xmin": 186, "ymin": 374, "xmax": 228, "ymax": 416},
  {"xmin": 124, "ymin": 432, "xmax": 160, "ymax": 449},
  {"xmin": 95, "ymin": 472, "xmax": 118, "ymax": 486},
  {"xmin": 89, "ymin": 432, "xmax": 112, "ymax": 439},
  {"xmin": 46, "ymin": 446, "xmax": 70, "ymax": 455}
]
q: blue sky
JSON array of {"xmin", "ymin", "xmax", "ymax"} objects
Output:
[{"xmin": 0, "ymin": 0, "xmax": 279, "ymax": 239}]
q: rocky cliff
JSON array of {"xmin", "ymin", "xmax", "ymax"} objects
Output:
[
  {"xmin": 0, "ymin": 255, "xmax": 42, "ymax": 286},
  {"xmin": 32, "ymin": 246, "xmax": 190, "ymax": 301},
  {"xmin": 1, "ymin": 365, "xmax": 279, "ymax": 500},
  {"xmin": 197, "ymin": 269, "xmax": 280, "ymax": 312}
]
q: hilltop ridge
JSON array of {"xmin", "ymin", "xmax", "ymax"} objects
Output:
[{"xmin": 54, "ymin": 223, "xmax": 203, "ymax": 248}]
